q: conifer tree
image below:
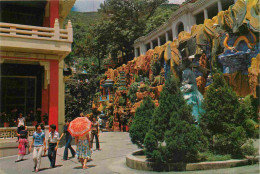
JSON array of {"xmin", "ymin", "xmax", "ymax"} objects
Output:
[{"xmin": 129, "ymin": 97, "xmax": 155, "ymax": 148}]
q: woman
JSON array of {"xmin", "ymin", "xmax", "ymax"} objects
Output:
[
  {"xmin": 15, "ymin": 125, "xmax": 28, "ymax": 162},
  {"xmin": 17, "ymin": 113, "xmax": 26, "ymax": 140},
  {"xmin": 75, "ymin": 133, "xmax": 91, "ymax": 169},
  {"xmin": 91, "ymin": 117, "xmax": 101, "ymax": 150}
]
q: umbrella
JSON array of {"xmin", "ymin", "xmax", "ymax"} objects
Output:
[{"xmin": 68, "ymin": 117, "xmax": 92, "ymax": 136}]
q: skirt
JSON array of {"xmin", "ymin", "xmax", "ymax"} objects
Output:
[{"xmin": 76, "ymin": 139, "xmax": 91, "ymax": 160}]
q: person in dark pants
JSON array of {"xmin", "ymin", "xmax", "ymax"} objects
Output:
[
  {"xmin": 47, "ymin": 124, "xmax": 60, "ymax": 169},
  {"xmin": 91, "ymin": 117, "xmax": 101, "ymax": 151},
  {"xmin": 61, "ymin": 119, "xmax": 75, "ymax": 160}
]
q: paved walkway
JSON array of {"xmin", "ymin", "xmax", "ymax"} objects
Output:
[{"xmin": 0, "ymin": 132, "xmax": 259, "ymax": 174}]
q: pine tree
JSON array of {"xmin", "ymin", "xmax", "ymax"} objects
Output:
[
  {"xmin": 129, "ymin": 96, "xmax": 155, "ymax": 148},
  {"xmin": 144, "ymin": 74, "xmax": 206, "ymax": 163},
  {"xmin": 202, "ymin": 73, "xmax": 248, "ymax": 157}
]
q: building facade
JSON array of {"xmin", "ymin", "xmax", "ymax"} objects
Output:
[
  {"xmin": 0, "ymin": 0, "xmax": 75, "ymax": 131},
  {"xmin": 134, "ymin": 0, "xmax": 236, "ymax": 56}
]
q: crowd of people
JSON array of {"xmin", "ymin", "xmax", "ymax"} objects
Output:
[{"xmin": 15, "ymin": 113, "xmax": 102, "ymax": 173}]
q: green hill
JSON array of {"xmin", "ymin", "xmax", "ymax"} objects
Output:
[{"xmin": 64, "ymin": 11, "xmax": 100, "ymax": 27}]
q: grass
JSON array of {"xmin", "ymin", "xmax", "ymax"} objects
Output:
[{"xmin": 199, "ymin": 152, "xmax": 231, "ymax": 162}]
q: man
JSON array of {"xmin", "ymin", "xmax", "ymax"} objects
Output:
[
  {"xmin": 60, "ymin": 119, "xmax": 75, "ymax": 160},
  {"xmin": 29, "ymin": 124, "xmax": 46, "ymax": 173},
  {"xmin": 47, "ymin": 124, "xmax": 60, "ymax": 169}
]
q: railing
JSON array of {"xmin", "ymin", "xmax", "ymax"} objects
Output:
[
  {"xmin": 0, "ymin": 126, "xmax": 49, "ymax": 139},
  {"xmin": 0, "ymin": 19, "xmax": 73, "ymax": 43}
]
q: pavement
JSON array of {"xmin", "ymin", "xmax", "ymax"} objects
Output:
[{"xmin": 0, "ymin": 132, "xmax": 259, "ymax": 174}]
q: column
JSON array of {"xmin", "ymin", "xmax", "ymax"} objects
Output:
[
  {"xmin": 49, "ymin": 0, "xmax": 59, "ymax": 27},
  {"xmin": 172, "ymin": 25, "xmax": 176, "ymax": 40},
  {"xmin": 165, "ymin": 32, "xmax": 169, "ymax": 42},
  {"xmin": 58, "ymin": 60, "xmax": 65, "ymax": 133},
  {"xmin": 218, "ymin": 0, "xmax": 222, "ymax": 12},
  {"xmin": 150, "ymin": 41, "xmax": 153, "ymax": 49},
  {"xmin": 234, "ymin": 0, "xmax": 237, "ymax": 3},
  {"xmin": 157, "ymin": 37, "xmax": 161, "ymax": 46},
  {"xmin": 49, "ymin": 60, "xmax": 59, "ymax": 130},
  {"xmin": 204, "ymin": 8, "xmax": 208, "ymax": 20},
  {"xmin": 134, "ymin": 47, "xmax": 138, "ymax": 57}
]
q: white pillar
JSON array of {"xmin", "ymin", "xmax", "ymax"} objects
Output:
[
  {"xmin": 165, "ymin": 32, "xmax": 169, "ymax": 42},
  {"xmin": 234, "ymin": 0, "xmax": 237, "ymax": 3},
  {"xmin": 172, "ymin": 25, "xmax": 176, "ymax": 40},
  {"xmin": 157, "ymin": 37, "xmax": 161, "ymax": 46},
  {"xmin": 150, "ymin": 41, "xmax": 153, "ymax": 49},
  {"xmin": 134, "ymin": 47, "xmax": 138, "ymax": 57},
  {"xmin": 204, "ymin": 8, "xmax": 208, "ymax": 20},
  {"xmin": 218, "ymin": 0, "xmax": 222, "ymax": 12}
]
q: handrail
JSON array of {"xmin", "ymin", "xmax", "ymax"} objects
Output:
[{"xmin": 0, "ymin": 19, "xmax": 73, "ymax": 43}]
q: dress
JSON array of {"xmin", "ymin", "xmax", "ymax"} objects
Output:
[
  {"xmin": 18, "ymin": 138, "xmax": 28, "ymax": 155},
  {"xmin": 76, "ymin": 135, "xmax": 91, "ymax": 160}
]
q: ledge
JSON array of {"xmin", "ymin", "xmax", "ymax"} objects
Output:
[{"xmin": 126, "ymin": 150, "xmax": 259, "ymax": 171}]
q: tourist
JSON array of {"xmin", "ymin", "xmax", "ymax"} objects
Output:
[
  {"xmin": 47, "ymin": 124, "xmax": 60, "ymax": 169},
  {"xmin": 15, "ymin": 125, "xmax": 28, "ymax": 162},
  {"xmin": 98, "ymin": 116, "xmax": 103, "ymax": 132},
  {"xmin": 29, "ymin": 124, "xmax": 46, "ymax": 173},
  {"xmin": 91, "ymin": 117, "xmax": 101, "ymax": 150},
  {"xmin": 17, "ymin": 113, "xmax": 26, "ymax": 141},
  {"xmin": 75, "ymin": 133, "xmax": 91, "ymax": 169},
  {"xmin": 61, "ymin": 119, "xmax": 75, "ymax": 160},
  {"xmin": 40, "ymin": 123, "xmax": 47, "ymax": 157}
]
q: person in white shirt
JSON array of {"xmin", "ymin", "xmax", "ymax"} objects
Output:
[
  {"xmin": 47, "ymin": 124, "xmax": 60, "ymax": 169},
  {"xmin": 17, "ymin": 113, "xmax": 26, "ymax": 141}
]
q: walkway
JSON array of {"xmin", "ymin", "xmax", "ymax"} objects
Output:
[{"xmin": 0, "ymin": 132, "xmax": 259, "ymax": 174}]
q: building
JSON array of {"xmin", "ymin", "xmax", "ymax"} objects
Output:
[
  {"xmin": 0, "ymin": 0, "xmax": 75, "ymax": 131},
  {"xmin": 134, "ymin": 0, "xmax": 235, "ymax": 57}
]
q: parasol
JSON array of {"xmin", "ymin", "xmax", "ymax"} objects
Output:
[{"xmin": 68, "ymin": 117, "xmax": 92, "ymax": 136}]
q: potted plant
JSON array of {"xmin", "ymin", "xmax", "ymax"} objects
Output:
[
  {"xmin": 35, "ymin": 108, "xmax": 42, "ymax": 124},
  {"xmin": 42, "ymin": 113, "xmax": 49, "ymax": 125},
  {"xmin": 1, "ymin": 113, "xmax": 10, "ymax": 127}
]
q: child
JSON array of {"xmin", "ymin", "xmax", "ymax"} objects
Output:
[{"xmin": 15, "ymin": 126, "xmax": 28, "ymax": 162}]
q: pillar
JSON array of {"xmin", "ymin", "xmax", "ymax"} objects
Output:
[
  {"xmin": 41, "ymin": 87, "xmax": 49, "ymax": 118},
  {"xmin": 49, "ymin": 0, "xmax": 59, "ymax": 27},
  {"xmin": 204, "ymin": 8, "xmax": 208, "ymax": 20},
  {"xmin": 172, "ymin": 25, "xmax": 176, "ymax": 40},
  {"xmin": 58, "ymin": 60, "xmax": 65, "ymax": 133},
  {"xmin": 150, "ymin": 41, "xmax": 153, "ymax": 49},
  {"xmin": 134, "ymin": 47, "xmax": 138, "ymax": 57},
  {"xmin": 165, "ymin": 32, "xmax": 169, "ymax": 42},
  {"xmin": 234, "ymin": 0, "xmax": 237, "ymax": 3},
  {"xmin": 218, "ymin": 0, "xmax": 222, "ymax": 12},
  {"xmin": 49, "ymin": 60, "xmax": 59, "ymax": 130},
  {"xmin": 157, "ymin": 37, "xmax": 161, "ymax": 46}
]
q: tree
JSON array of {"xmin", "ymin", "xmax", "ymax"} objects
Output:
[
  {"xmin": 95, "ymin": 0, "xmax": 168, "ymax": 64},
  {"xmin": 144, "ymin": 74, "xmax": 206, "ymax": 164},
  {"xmin": 201, "ymin": 73, "xmax": 249, "ymax": 157},
  {"xmin": 129, "ymin": 97, "xmax": 155, "ymax": 148}
]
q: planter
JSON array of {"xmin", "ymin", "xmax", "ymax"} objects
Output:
[
  {"xmin": 32, "ymin": 121, "xmax": 37, "ymax": 126},
  {"xmin": 126, "ymin": 150, "xmax": 260, "ymax": 172},
  {"xmin": 4, "ymin": 122, "xmax": 9, "ymax": 127}
]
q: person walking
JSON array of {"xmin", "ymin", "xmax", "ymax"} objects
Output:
[
  {"xmin": 61, "ymin": 119, "xmax": 75, "ymax": 160},
  {"xmin": 75, "ymin": 133, "xmax": 91, "ymax": 169},
  {"xmin": 91, "ymin": 117, "xmax": 101, "ymax": 151},
  {"xmin": 47, "ymin": 124, "xmax": 60, "ymax": 169},
  {"xmin": 98, "ymin": 116, "xmax": 103, "ymax": 133},
  {"xmin": 40, "ymin": 123, "xmax": 47, "ymax": 157},
  {"xmin": 17, "ymin": 113, "xmax": 26, "ymax": 141},
  {"xmin": 15, "ymin": 125, "xmax": 28, "ymax": 162},
  {"xmin": 29, "ymin": 124, "xmax": 46, "ymax": 173}
]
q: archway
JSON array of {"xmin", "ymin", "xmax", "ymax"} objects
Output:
[{"xmin": 176, "ymin": 21, "xmax": 184, "ymax": 37}]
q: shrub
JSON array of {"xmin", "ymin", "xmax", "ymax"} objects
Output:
[
  {"xmin": 127, "ymin": 82, "xmax": 139, "ymax": 103},
  {"xmin": 202, "ymin": 73, "xmax": 248, "ymax": 158},
  {"xmin": 118, "ymin": 96, "xmax": 125, "ymax": 106},
  {"xmin": 144, "ymin": 73, "xmax": 206, "ymax": 163},
  {"xmin": 130, "ymin": 97, "xmax": 155, "ymax": 148},
  {"xmin": 241, "ymin": 140, "xmax": 257, "ymax": 157}
]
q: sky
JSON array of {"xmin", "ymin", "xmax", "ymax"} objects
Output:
[{"xmin": 72, "ymin": 0, "xmax": 186, "ymax": 12}]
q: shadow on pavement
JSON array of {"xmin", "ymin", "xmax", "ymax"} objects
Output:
[{"xmin": 73, "ymin": 165, "xmax": 96, "ymax": 169}]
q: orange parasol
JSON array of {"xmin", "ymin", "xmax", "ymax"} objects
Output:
[{"xmin": 68, "ymin": 117, "xmax": 92, "ymax": 136}]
